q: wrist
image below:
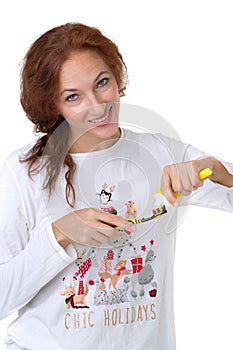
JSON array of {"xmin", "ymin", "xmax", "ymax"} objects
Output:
[
  {"xmin": 52, "ymin": 223, "xmax": 70, "ymax": 249},
  {"xmin": 207, "ymin": 157, "xmax": 233, "ymax": 187}
]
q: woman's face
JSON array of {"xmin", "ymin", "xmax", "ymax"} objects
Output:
[{"xmin": 56, "ymin": 50, "xmax": 121, "ymax": 152}]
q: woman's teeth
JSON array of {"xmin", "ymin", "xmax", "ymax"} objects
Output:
[{"xmin": 89, "ymin": 112, "xmax": 109, "ymax": 123}]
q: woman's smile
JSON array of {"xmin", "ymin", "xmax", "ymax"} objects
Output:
[{"xmin": 88, "ymin": 106, "xmax": 112, "ymax": 125}]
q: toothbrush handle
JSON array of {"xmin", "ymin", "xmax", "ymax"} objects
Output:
[{"xmin": 199, "ymin": 167, "xmax": 212, "ymax": 180}]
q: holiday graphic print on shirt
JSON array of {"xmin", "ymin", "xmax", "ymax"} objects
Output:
[
  {"xmin": 60, "ymin": 249, "xmax": 93, "ymax": 309},
  {"xmin": 97, "ymin": 182, "xmax": 117, "ymax": 214},
  {"xmin": 59, "ymin": 180, "xmax": 167, "ymax": 330},
  {"xmin": 60, "ymin": 240, "xmax": 158, "ymax": 308}
]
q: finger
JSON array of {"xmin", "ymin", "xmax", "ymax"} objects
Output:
[
  {"xmin": 89, "ymin": 229, "xmax": 122, "ymax": 247},
  {"xmin": 76, "ymin": 227, "xmax": 110, "ymax": 247},
  {"xmin": 190, "ymin": 171, "xmax": 204, "ymax": 190},
  {"xmin": 96, "ymin": 224, "xmax": 121, "ymax": 238},
  {"xmin": 72, "ymin": 233, "xmax": 103, "ymax": 248},
  {"xmin": 92, "ymin": 231, "xmax": 111, "ymax": 244},
  {"xmin": 179, "ymin": 174, "xmax": 194, "ymax": 196},
  {"xmin": 162, "ymin": 171, "xmax": 180, "ymax": 206},
  {"xmin": 177, "ymin": 165, "xmax": 200, "ymax": 196},
  {"xmin": 79, "ymin": 217, "xmax": 121, "ymax": 237},
  {"xmin": 77, "ymin": 208, "xmax": 127, "ymax": 228},
  {"xmin": 176, "ymin": 167, "xmax": 203, "ymax": 195},
  {"xmin": 97, "ymin": 211, "xmax": 134, "ymax": 230}
]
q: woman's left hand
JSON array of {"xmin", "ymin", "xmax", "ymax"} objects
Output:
[{"xmin": 160, "ymin": 156, "xmax": 233, "ymax": 207}]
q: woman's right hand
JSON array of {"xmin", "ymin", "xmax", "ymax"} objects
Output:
[{"xmin": 52, "ymin": 208, "xmax": 135, "ymax": 248}]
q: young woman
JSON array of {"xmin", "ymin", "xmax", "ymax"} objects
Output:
[{"xmin": 0, "ymin": 22, "xmax": 232, "ymax": 350}]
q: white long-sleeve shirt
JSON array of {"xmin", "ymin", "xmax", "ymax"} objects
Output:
[{"xmin": 0, "ymin": 129, "xmax": 232, "ymax": 350}]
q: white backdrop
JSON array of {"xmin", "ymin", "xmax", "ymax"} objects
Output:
[{"xmin": 0, "ymin": 1, "xmax": 232, "ymax": 349}]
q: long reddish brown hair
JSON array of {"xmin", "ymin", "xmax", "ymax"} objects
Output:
[{"xmin": 20, "ymin": 22, "xmax": 128, "ymax": 207}]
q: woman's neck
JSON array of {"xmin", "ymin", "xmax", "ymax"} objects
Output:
[{"xmin": 69, "ymin": 128, "xmax": 121, "ymax": 153}]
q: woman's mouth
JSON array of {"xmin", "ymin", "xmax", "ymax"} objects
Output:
[{"xmin": 88, "ymin": 107, "xmax": 112, "ymax": 126}]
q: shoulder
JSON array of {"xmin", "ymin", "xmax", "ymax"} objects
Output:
[
  {"xmin": 122, "ymin": 128, "xmax": 192, "ymax": 165},
  {"xmin": 0, "ymin": 143, "xmax": 35, "ymax": 179},
  {"xmin": 4, "ymin": 143, "xmax": 33, "ymax": 163},
  {"xmin": 122, "ymin": 128, "xmax": 184, "ymax": 150}
]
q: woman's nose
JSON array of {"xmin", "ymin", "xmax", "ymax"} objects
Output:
[
  {"xmin": 86, "ymin": 92, "xmax": 101, "ymax": 107},
  {"xmin": 85, "ymin": 93, "xmax": 105, "ymax": 115}
]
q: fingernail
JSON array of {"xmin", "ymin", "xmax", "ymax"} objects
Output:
[
  {"xmin": 130, "ymin": 224, "xmax": 137, "ymax": 232},
  {"xmin": 173, "ymin": 201, "xmax": 179, "ymax": 208}
]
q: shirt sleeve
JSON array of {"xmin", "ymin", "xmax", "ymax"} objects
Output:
[
  {"xmin": 187, "ymin": 158, "xmax": 233, "ymax": 212},
  {"xmin": 0, "ymin": 157, "xmax": 76, "ymax": 320}
]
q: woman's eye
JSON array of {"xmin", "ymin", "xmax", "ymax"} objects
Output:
[
  {"xmin": 66, "ymin": 93, "xmax": 79, "ymax": 102},
  {"xmin": 97, "ymin": 78, "xmax": 109, "ymax": 88}
]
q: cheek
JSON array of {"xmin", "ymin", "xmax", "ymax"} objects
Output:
[
  {"xmin": 57, "ymin": 103, "xmax": 88, "ymax": 121},
  {"xmin": 108, "ymin": 84, "xmax": 120, "ymax": 102},
  {"xmin": 56, "ymin": 97, "xmax": 86, "ymax": 120},
  {"xmin": 66, "ymin": 111, "xmax": 89, "ymax": 130}
]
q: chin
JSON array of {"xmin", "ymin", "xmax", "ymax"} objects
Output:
[{"xmin": 90, "ymin": 123, "xmax": 120, "ymax": 140}]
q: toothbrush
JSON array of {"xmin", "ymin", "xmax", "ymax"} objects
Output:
[{"xmin": 115, "ymin": 168, "xmax": 212, "ymax": 232}]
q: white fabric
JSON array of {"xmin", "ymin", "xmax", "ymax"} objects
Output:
[{"xmin": 0, "ymin": 128, "xmax": 232, "ymax": 350}]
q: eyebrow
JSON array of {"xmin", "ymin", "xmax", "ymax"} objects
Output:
[
  {"xmin": 60, "ymin": 70, "xmax": 110, "ymax": 96},
  {"xmin": 94, "ymin": 70, "xmax": 109, "ymax": 82}
]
